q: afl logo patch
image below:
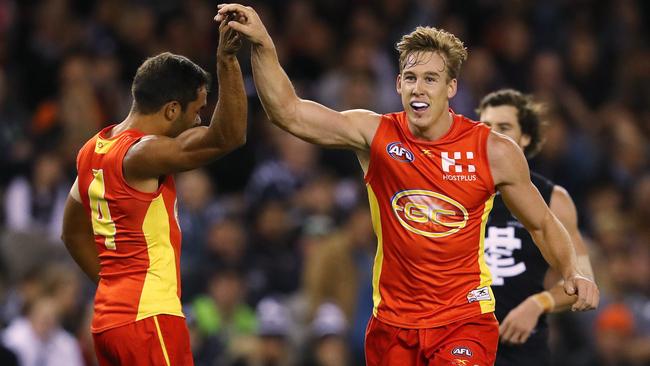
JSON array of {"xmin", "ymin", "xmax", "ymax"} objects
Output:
[
  {"xmin": 386, "ymin": 142, "xmax": 415, "ymax": 163},
  {"xmin": 391, "ymin": 189, "xmax": 468, "ymax": 238},
  {"xmin": 451, "ymin": 346, "xmax": 473, "ymax": 357}
]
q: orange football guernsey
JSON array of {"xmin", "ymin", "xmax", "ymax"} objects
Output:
[
  {"xmin": 365, "ymin": 110, "xmax": 496, "ymax": 328},
  {"xmin": 76, "ymin": 125, "xmax": 184, "ymax": 333}
]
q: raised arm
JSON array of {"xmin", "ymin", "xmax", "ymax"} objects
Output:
[
  {"xmin": 61, "ymin": 178, "xmax": 99, "ymax": 284},
  {"xmin": 124, "ymin": 17, "xmax": 247, "ymax": 179},
  {"xmin": 216, "ymin": 3, "xmax": 379, "ymax": 150},
  {"xmin": 487, "ymin": 131, "xmax": 598, "ymax": 312}
]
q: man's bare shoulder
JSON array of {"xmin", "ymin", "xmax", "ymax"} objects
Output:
[
  {"xmin": 341, "ymin": 109, "xmax": 382, "ymax": 119},
  {"xmin": 341, "ymin": 109, "xmax": 382, "ymax": 147},
  {"xmin": 122, "ymin": 134, "xmax": 171, "ymax": 180},
  {"xmin": 124, "ymin": 134, "xmax": 175, "ymax": 161},
  {"xmin": 549, "ymin": 185, "xmax": 578, "ymax": 224},
  {"xmin": 487, "ymin": 130, "xmax": 529, "ymax": 186},
  {"xmin": 487, "ymin": 130, "xmax": 521, "ymax": 160}
]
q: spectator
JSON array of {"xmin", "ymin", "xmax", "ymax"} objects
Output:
[
  {"xmin": 4, "ymin": 152, "xmax": 69, "ymax": 241},
  {"xmin": 191, "ymin": 268, "xmax": 257, "ymax": 366},
  {"xmin": 301, "ymin": 302, "xmax": 350, "ymax": 366},
  {"xmin": 2, "ymin": 295, "xmax": 83, "ymax": 366}
]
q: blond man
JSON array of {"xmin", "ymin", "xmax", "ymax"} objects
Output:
[{"xmin": 217, "ymin": 5, "xmax": 599, "ymax": 365}]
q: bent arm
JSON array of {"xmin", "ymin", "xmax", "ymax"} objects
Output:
[
  {"xmin": 218, "ymin": 3, "xmax": 378, "ymax": 149},
  {"xmin": 488, "ymin": 133, "xmax": 578, "ymax": 280},
  {"xmin": 251, "ymin": 44, "xmax": 377, "ymax": 149},
  {"xmin": 124, "ymin": 25, "xmax": 247, "ymax": 178},
  {"xmin": 61, "ymin": 179, "xmax": 99, "ymax": 284},
  {"xmin": 540, "ymin": 186, "xmax": 594, "ymax": 312}
]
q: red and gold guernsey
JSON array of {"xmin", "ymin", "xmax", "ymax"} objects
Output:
[
  {"xmin": 364, "ymin": 110, "xmax": 496, "ymax": 328},
  {"xmin": 76, "ymin": 125, "xmax": 184, "ymax": 333}
]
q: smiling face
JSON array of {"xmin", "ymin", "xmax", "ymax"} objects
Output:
[
  {"xmin": 397, "ymin": 51, "xmax": 457, "ymax": 136},
  {"xmin": 479, "ymin": 104, "xmax": 531, "ymax": 151}
]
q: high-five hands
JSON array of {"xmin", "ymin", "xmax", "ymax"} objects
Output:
[
  {"xmin": 215, "ymin": 10, "xmax": 243, "ymax": 55},
  {"xmin": 215, "ymin": 4, "xmax": 272, "ymax": 47}
]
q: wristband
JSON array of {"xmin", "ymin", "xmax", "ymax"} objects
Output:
[{"xmin": 531, "ymin": 291, "xmax": 555, "ymax": 313}]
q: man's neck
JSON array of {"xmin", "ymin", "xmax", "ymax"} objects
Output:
[
  {"xmin": 110, "ymin": 110, "xmax": 165, "ymax": 137},
  {"xmin": 409, "ymin": 110, "xmax": 453, "ymax": 141}
]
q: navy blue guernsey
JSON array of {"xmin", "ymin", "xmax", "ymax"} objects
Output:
[
  {"xmin": 485, "ymin": 172, "xmax": 555, "ymax": 327},
  {"xmin": 486, "ymin": 172, "xmax": 556, "ymax": 365}
]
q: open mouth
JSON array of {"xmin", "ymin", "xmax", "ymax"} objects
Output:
[{"xmin": 410, "ymin": 101, "xmax": 429, "ymax": 112}]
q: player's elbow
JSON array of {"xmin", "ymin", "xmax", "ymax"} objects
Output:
[
  {"xmin": 60, "ymin": 228, "xmax": 70, "ymax": 246},
  {"xmin": 267, "ymin": 99, "xmax": 300, "ymax": 129},
  {"xmin": 60, "ymin": 231, "xmax": 75, "ymax": 252},
  {"xmin": 221, "ymin": 134, "xmax": 246, "ymax": 154}
]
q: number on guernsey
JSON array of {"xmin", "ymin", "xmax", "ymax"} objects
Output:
[{"xmin": 89, "ymin": 169, "xmax": 117, "ymax": 250}]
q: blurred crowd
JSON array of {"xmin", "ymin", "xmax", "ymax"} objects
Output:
[{"xmin": 0, "ymin": 0, "xmax": 648, "ymax": 365}]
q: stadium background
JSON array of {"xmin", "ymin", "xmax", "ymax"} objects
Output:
[{"xmin": 0, "ymin": 0, "xmax": 648, "ymax": 365}]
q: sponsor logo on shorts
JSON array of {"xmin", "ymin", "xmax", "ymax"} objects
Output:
[
  {"xmin": 452, "ymin": 359, "xmax": 469, "ymax": 366},
  {"xmin": 466, "ymin": 286, "xmax": 491, "ymax": 303},
  {"xmin": 386, "ymin": 142, "xmax": 415, "ymax": 163},
  {"xmin": 391, "ymin": 189, "xmax": 468, "ymax": 238}
]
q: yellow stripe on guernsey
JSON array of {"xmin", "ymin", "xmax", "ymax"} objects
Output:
[
  {"xmin": 477, "ymin": 194, "xmax": 496, "ymax": 313},
  {"xmin": 137, "ymin": 194, "xmax": 183, "ymax": 320},
  {"xmin": 94, "ymin": 137, "xmax": 119, "ymax": 154},
  {"xmin": 367, "ymin": 184, "xmax": 384, "ymax": 316}
]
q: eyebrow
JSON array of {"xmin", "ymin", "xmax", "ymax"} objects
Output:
[{"xmin": 403, "ymin": 71, "xmax": 441, "ymax": 77}]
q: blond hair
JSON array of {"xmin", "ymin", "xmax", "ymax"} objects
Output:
[{"xmin": 396, "ymin": 26, "xmax": 468, "ymax": 80}]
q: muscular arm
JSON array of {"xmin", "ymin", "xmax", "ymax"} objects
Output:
[
  {"xmin": 61, "ymin": 179, "xmax": 99, "ymax": 284},
  {"xmin": 250, "ymin": 44, "xmax": 377, "ymax": 149},
  {"xmin": 490, "ymin": 133, "xmax": 576, "ymax": 277},
  {"xmin": 218, "ymin": 4, "xmax": 379, "ymax": 150},
  {"xmin": 499, "ymin": 185, "xmax": 596, "ymax": 344},
  {"xmin": 488, "ymin": 132, "xmax": 598, "ymax": 311},
  {"xmin": 124, "ymin": 19, "xmax": 247, "ymax": 179},
  {"xmin": 542, "ymin": 186, "xmax": 594, "ymax": 312}
]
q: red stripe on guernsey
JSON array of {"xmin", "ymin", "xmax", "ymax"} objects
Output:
[
  {"xmin": 76, "ymin": 125, "xmax": 183, "ymax": 333},
  {"xmin": 364, "ymin": 111, "xmax": 496, "ymax": 328}
]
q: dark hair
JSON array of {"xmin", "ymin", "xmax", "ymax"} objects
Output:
[
  {"xmin": 476, "ymin": 89, "xmax": 547, "ymax": 158},
  {"xmin": 131, "ymin": 52, "xmax": 210, "ymax": 114}
]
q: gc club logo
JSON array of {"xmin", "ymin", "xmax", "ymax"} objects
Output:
[
  {"xmin": 386, "ymin": 142, "xmax": 415, "ymax": 163},
  {"xmin": 391, "ymin": 189, "xmax": 468, "ymax": 238}
]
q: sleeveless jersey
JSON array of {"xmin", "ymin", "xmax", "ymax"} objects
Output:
[
  {"xmin": 76, "ymin": 125, "xmax": 184, "ymax": 333},
  {"xmin": 365, "ymin": 111, "xmax": 496, "ymax": 328},
  {"xmin": 485, "ymin": 172, "xmax": 554, "ymax": 325}
]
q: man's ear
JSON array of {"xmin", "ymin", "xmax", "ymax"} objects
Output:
[
  {"xmin": 520, "ymin": 133, "xmax": 532, "ymax": 150},
  {"xmin": 396, "ymin": 74, "xmax": 402, "ymax": 95},
  {"xmin": 163, "ymin": 101, "xmax": 181, "ymax": 121},
  {"xmin": 447, "ymin": 78, "xmax": 457, "ymax": 99}
]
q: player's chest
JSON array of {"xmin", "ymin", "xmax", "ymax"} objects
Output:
[{"xmin": 376, "ymin": 139, "xmax": 488, "ymax": 204}]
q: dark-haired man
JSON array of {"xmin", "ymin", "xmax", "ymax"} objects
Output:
[
  {"xmin": 61, "ymin": 16, "xmax": 247, "ymax": 365},
  {"xmin": 478, "ymin": 89, "xmax": 595, "ymax": 366}
]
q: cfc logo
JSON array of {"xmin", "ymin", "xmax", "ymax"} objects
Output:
[
  {"xmin": 391, "ymin": 190, "xmax": 468, "ymax": 238},
  {"xmin": 386, "ymin": 142, "xmax": 415, "ymax": 163}
]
